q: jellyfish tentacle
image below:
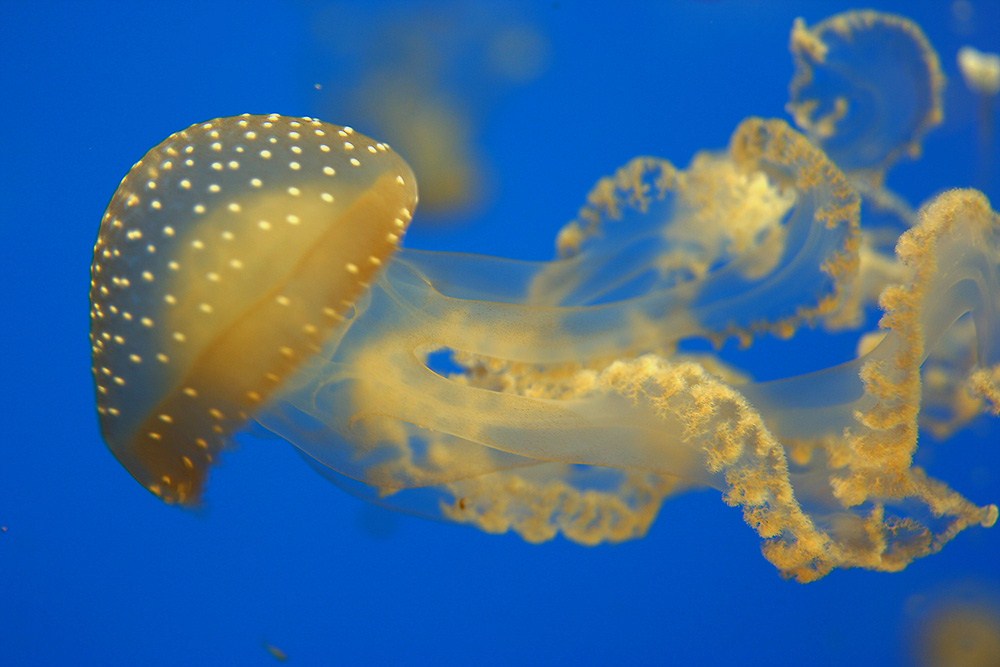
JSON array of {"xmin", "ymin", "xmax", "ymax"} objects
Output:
[
  {"xmin": 832, "ymin": 190, "xmax": 1000, "ymax": 513},
  {"xmin": 530, "ymin": 119, "xmax": 862, "ymax": 350},
  {"xmin": 788, "ymin": 10, "xmax": 945, "ymax": 175}
]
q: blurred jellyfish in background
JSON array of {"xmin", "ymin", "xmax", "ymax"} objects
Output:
[
  {"xmin": 91, "ymin": 10, "xmax": 999, "ymax": 583},
  {"xmin": 305, "ymin": 1, "xmax": 548, "ymax": 221},
  {"xmin": 905, "ymin": 585, "xmax": 1000, "ymax": 667}
]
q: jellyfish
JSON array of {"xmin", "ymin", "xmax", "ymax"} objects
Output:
[
  {"xmin": 91, "ymin": 109, "xmax": 999, "ymax": 582},
  {"xmin": 309, "ymin": 2, "xmax": 549, "ymax": 218},
  {"xmin": 907, "ymin": 588, "xmax": 1000, "ymax": 667}
]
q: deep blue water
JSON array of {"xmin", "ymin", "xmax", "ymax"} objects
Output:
[{"xmin": 2, "ymin": 1, "xmax": 999, "ymax": 665}]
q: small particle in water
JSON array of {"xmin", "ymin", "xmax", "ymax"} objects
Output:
[{"xmin": 264, "ymin": 642, "xmax": 288, "ymax": 662}]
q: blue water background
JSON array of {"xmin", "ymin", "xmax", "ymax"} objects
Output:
[{"xmin": 1, "ymin": 1, "xmax": 998, "ymax": 665}]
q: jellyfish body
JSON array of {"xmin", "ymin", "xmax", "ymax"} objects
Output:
[{"xmin": 90, "ymin": 114, "xmax": 417, "ymax": 503}]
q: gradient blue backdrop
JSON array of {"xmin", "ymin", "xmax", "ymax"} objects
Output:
[{"xmin": 2, "ymin": 1, "xmax": 998, "ymax": 665}]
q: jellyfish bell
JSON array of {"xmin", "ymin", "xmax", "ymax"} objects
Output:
[{"xmin": 90, "ymin": 113, "xmax": 417, "ymax": 504}]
